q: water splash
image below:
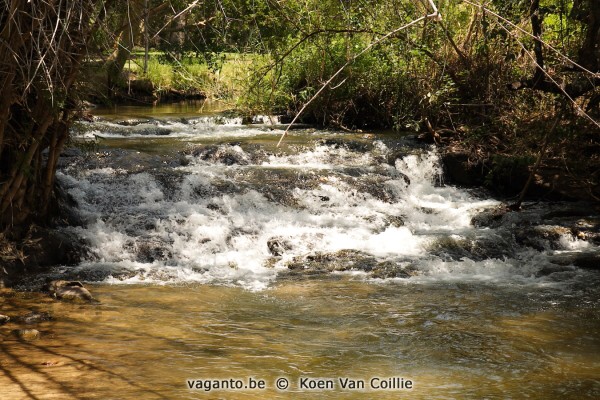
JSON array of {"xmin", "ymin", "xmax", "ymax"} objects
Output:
[{"xmin": 56, "ymin": 124, "xmax": 598, "ymax": 289}]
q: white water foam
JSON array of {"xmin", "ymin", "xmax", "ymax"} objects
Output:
[
  {"xmin": 58, "ymin": 136, "xmax": 595, "ymax": 289},
  {"xmin": 73, "ymin": 116, "xmax": 286, "ymax": 140}
]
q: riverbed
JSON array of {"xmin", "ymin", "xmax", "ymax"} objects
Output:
[{"xmin": 1, "ymin": 102, "xmax": 599, "ymax": 399}]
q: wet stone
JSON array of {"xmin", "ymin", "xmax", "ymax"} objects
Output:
[
  {"xmin": 13, "ymin": 329, "xmax": 40, "ymax": 341},
  {"xmin": 263, "ymin": 257, "xmax": 280, "ymax": 268},
  {"xmin": 572, "ymin": 254, "xmax": 600, "ymax": 270},
  {"xmin": 132, "ymin": 239, "xmax": 173, "ymax": 263},
  {"xmin": 48, "ymin": 280, "xmax": 97, "ymax": 303},
  {"xmin": 429, "ymin": 235, "xmax": 515, "ymax": 262},
  {"xmin": 385, "ymin": 215, "xmax": 405, "ymax": 227},
  {"xmin": 267, "ymin": 237, "xmax": 292, "ymax": 257},
  {"xmin": 18, "ymin": 311, "xmax": 53, "ymax": 324},
  {"xmin": 0, "ymin": 314, "xmax": 10, "ymax": 325},
  {"xmin": 535, "ymin": 264, "xmax": 576, "ymax": 277},
  {"xmin": 317, "ymin": 138, "xmax": 370, "ymax": 153},
  {"xmin": 113, "ymin": 118, "xmax": 152, "ymax": 126},
  {"xmin": 192, "ymin": 144, "xmax": 249, "ymax": 166},
  {"xmin": 515, "ymin": 226, "xmax": 573, "ymax": 251},
  {"xmin": 471, "ymin": 206, "xmax": 509, "ymax": 228},
  {"xmin": 371, "ymin": 262, "xmax": 418, "ymax": 279},
  {"xmin": 285, "ymin": 250, "xmax": 377, "ymax": 274}
]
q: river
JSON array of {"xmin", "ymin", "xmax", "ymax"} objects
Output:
[{"xmin": 1, "ymin": 102, "xmax": 599, "ymax": 399}]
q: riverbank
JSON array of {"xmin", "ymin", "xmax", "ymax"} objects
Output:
[{"xmin": 424, "ymin": 118, "xmax": 600, "ymax": 203}]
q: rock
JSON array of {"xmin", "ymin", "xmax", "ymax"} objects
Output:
[
  {"xmin": 441, "ymin": 149, "xmax": 487, "ymax": 186},
  {"xmin": 193, "ymin": 144, "xmax": 249, "ymax": 165},
  {"xmin": 264, "ymin": 257, "xmax": 280, "ymax": 268},
  {"xmin": 0, "ymin": 314, "xmax": 10, "ymax": 325},
  {"xmin": 13, "ymin": 329, "xmax": 40, "ymax": 341},
  {"xmin": 385, "ymin": 215, "xmax": 405, "ymax": 227},
  {"xmin": 371, "ymin": 262, "xmax": 418, "ymax": 279},
  {"xmin": 535, "ymin": 264, "xmax": 575, "ymax": 277},
  {"xmin": 429, "ymin": 235, "xmax": 515, "ymax": 261},
  {"xmin": 385, "ymin": 150, "xmax": 407, "ymax": 166},
  {"xmin": 318, "ymin": 138, "xmax": 369, "ymax": 152},
  {"xmin": 471, "ymin": 206, "xmax": 509, "ymax": 228},
  {"xmin": 572, "ymin": 254, "xmax": 600, "ymax": 270},
  {"xmin": 285, "ymin": 250, "xmax": 377, "ymax": 274},
  {"xmin": 515, "ymin": 226, "xmax": 573, "ymax": 251},
  {"xmin": 18, "ymin": 311, "xmax": 53, "ymax": 324},
  {"xmin": 48, "ymin": 280, "xmax": 97, "ymax": 303},
  {"xmin": 547, "ymin": 253, "xmax": 600, "ymax": 270},
  {"xmin": 179, "ymin": 156, "xmax": 190, "ymax": 166},
  {"xmin": 267, "ymin": 237, "xmax": 292, "ymax": 256},
  {"xmin": 115, "ymin": 118, "xmax": 152, "ymax": 127},
  {"xmin": 131, "ymin": 239, "xmax": 172, "ymax": 263},
  {"xmin": 20, "ymin": 227, "xmax": 87, "ymax": 268}
]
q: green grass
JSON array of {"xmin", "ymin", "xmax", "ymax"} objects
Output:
[{"xmin": 123, "ymin": 51, "xmax": 262, "ymax": 103}]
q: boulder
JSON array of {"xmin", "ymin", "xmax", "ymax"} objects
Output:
[
  {"xmin": 441, "ymin": 149, "xmax": 487, "ymax": 186},
  {"xmin": 47, "ymin": 280, "xmax": 97, "ymax": 303},
  {"xmin": 471, "ymin": 206, "xmax": 509, "ymax": 228},
  {"xmin": 20, "ymin": 227, "xmax": 87, "ymax": 268}
]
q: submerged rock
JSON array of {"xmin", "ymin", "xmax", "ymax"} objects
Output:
[
  {"xmin": 124, "ymin": 238, "xmax": 173, "ymax": 263},
  {"xmin": 385, "ymin": 215, "xmax": 405, "ymax": 227},
  {"xmin": 114, "ymin": 118, "xmax": 152, "ymax": 127},
  {"xmin": 47, "ymin": 280, "xmax": 97, "ymax": 303},
  {"xmin": 18, "ymin": 311, "xmax": 53, "ymax": 324},
  {"xmin": 0, "ymin": 314, "xmax": 10, "ymax": 325},
  {"xmin": 535, "ymin": 264, "xmax": 576, "ymax": 277},
  {"xmin": 13, "ymin": 329, "xmax": 40, "ymax": 341}
]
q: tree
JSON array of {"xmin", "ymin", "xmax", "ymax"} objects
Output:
[{"xmin": 0, "ymin": 1, "xmax": 112, "ymax": 230}]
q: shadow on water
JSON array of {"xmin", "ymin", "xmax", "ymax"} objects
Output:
[{"xmin": 0, "ymin": 291, "xmax": 172, "ymax": 399}]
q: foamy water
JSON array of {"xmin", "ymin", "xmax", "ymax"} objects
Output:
[{"xmin": 56, "ymin": 116, "xmax": 599, "ymax": 290}]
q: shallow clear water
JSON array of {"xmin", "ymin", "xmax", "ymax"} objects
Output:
[
  {"xmin": 2, "ymin": 279, "xmax": 599, "ymax": 399},
  {"xmin": 2, "ymin": 105, "xmax": 599, "ymax": 399}
]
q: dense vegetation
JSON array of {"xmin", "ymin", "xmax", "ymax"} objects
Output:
[{"xmin": 0, "ymin": 0, "xmax": 598, "ymax": 238}]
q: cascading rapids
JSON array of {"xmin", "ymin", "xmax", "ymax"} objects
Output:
[{"xmin": 54, "ymin": 117, "xmax": 598, "ymax": 290}]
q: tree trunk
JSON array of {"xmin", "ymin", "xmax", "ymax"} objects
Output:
[
  {"xmin": 0, "ymin": 1, "xmax": 112, "ymax": 231},
  {"xmin": 104, "ymin": 1, "xmax": 170, "ymax": 94}
]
